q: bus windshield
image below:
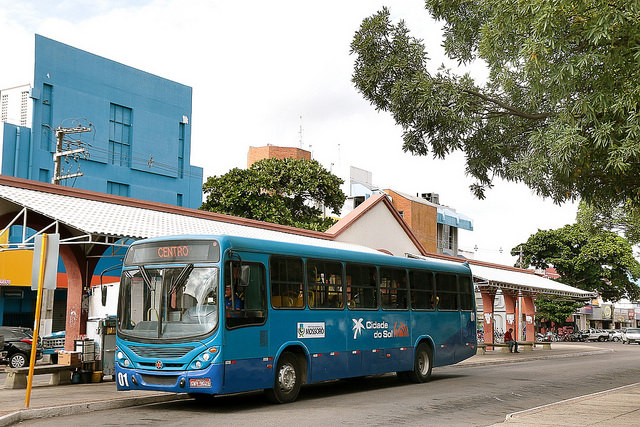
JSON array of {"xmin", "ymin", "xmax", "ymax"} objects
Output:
[{"xmin": 118, "ymin": 265, "xmax": 219, "ymax": 340}]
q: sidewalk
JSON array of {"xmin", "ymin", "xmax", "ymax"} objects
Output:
[
  {"xmin": 0, "ymin": 374, "xmax": 188, "ymax": 426},
  {"xmin": 0, "ymin": 343, "xmax": 637, "ymax": 426}
]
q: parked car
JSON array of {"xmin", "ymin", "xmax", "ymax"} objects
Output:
[
  {"xmin": 584, "ymin": 328, "xmax": 610, "ymax": 342},
  {"xmin": 622, "ymin": 328, "xmax": 640, "ymax": 344},
  {"xmin": 0, "ymin": 326, "xmax": 44, "ymax": 368},
  {"xmin": 607, "ymin": 329, "xmax": 624, "ymax": 342},
  {"xmin": 42, "ymin": 331, "xmax": 65, "ymax": 364}
]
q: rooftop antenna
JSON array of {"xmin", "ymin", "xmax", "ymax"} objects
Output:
[{"xmin": 298, "ymin": 115, "xmax": 304, "ymax": 149}]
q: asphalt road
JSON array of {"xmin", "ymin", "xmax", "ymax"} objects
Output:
[{"xmin": 17, "ymin": 342, "xmax": 640, "ymax": 426}]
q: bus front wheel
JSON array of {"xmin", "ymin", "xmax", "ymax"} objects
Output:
[
  {"xmin": 403, "ymin": 343, "xmax": 433, "ymax": 383},
  {"xmin": 265, "ymin": 352, "xmax": 301, "ymax": 403}
]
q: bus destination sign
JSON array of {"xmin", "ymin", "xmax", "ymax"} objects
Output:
[{"xmin": 125, "ymin": 240, "xmax": 220, "ymax": 265}]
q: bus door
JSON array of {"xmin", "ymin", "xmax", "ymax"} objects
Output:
[{"xmin": 222, "ymin": 258, "xmax": 271, "ymax": 393}]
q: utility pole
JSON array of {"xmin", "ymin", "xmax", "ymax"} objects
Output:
[{"xmin": 52, "ymin": 126, "xmax": 90, "ymax": 184}]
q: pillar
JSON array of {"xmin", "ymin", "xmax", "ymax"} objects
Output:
[
  {"xmin": 503, "ymin": 291, "xmax": 517, "ymax": 339},
  {"xmin": 59, "ymin": 245, "xmax": 87, "ymax": 351},
  {"xmin": 522, "ymin": 294, "xmax": 536, "ymax": 342},
  {"xmin": 480, "ymin": 289, "xmax": 496, "ymax": 346}
]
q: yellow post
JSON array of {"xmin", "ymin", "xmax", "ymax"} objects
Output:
[{"xmin": 25, "ymin": 233, "xmax": 47, "ymax": 408}]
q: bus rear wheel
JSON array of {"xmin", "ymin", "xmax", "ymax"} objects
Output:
[
  {"xmin": 404, "ymin": 343, "xmax": 433, "ymax": 383},
  {"xmin": 265, "ymin": 352, "xmax": 301, "ymax": 403}
]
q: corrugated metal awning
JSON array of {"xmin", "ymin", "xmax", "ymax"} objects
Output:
[
  {"xmin": 0, "ymin": 183, "xmax": 379, "ymax": 253},
  {"xmin": 471, "ymin": 263, "xmax": 595, "ymax": 298}
]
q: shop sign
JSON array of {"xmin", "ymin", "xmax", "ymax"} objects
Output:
[{"xmin": 581, "ymin": 305, "xmax": 593, "ymax": 314}]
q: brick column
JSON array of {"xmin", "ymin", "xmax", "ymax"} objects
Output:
[
  {"xmin": 60, "ymin": 245, "xmax": 87, "ymax": 351},
  {"xmin": 522, "ymin": 294, "xmax": 537, "ymax": 342},
  {"xmin": 503, "ymin": 291, "xmax": 517, "ymax": 335},
  {"xmin": 480, "ymin": 289, "xmax": 496, "ymax": 346}
]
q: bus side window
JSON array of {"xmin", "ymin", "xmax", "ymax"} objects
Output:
[
  {"xmin": 346, "ymin": 264, "xmax": 377, "ymax": 309},
  {"xmin": 409, "ymin": 270, "xmax": 435, "ymax": 310},
  {"xmin": 270, "ymin": 256, "xmax": 304, "ymax": 309},
  {"xmin": 380, "ymin": 267, "xmax": 408, "ymax": 310},
  {"xmin": 435, "ymin": 273, "xmax": 458, "ymax": 310},
  {"xmin": 459, "ymin": 275, "xmax": 475, "ymax": 311},
  {"xmin": 307, "ymin": 259, "xmax": 343, "ymax": 309},
  {"xmin": 225, "ymin": 261, "xmax": 267, "ymax": 328}
]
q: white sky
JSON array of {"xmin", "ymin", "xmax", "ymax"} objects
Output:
[{"xmin": 0, "ymin": 0, "xmax": 578, "ymax": 266}]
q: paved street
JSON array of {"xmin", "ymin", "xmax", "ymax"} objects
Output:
[{"xmin": 4, "ymin": 342, "xmax": 639, "ymax": 426}]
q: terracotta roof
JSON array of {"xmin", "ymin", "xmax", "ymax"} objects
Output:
[{"xmin": 326, "ymin": 193, "xmax": 428, "ymax": 255}]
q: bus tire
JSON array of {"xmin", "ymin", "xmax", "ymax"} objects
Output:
[
  {"xmin": 265, "ymin": 352, "xmax": 301, "ymax": 404},
  {"xmin": 407, "ymin": 343, "xmax": 433, "ymax": 383}
]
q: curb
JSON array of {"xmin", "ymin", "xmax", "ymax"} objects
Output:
[
  {"xmin": 454, "ymin": 348, "xmax": 613, "ymax": 368},
  {"xmin": 0, "ymin": 393, "xmax": 190, "ymax": 427},
  {"xmin": 504, "ymin": 381, "xmax": 640, "ymax": 422}
]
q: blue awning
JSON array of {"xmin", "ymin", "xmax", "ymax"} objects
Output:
[{"xmin": 437, "ymin": 207, "xmax": 473, "ymax": 231}]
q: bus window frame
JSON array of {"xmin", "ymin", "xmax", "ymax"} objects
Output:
[
  {"xmin": 435, "ymin": 271, "xmax": 459, "ymax": 312},
  {"xmin": 408, "ymin": 269, "xmax": 436, "ymax": 312},
  {"xmin": 379, "ymin": 267, "xmax": 409, "ymax": 311},
  {"xmin": 458, "ymin": 274, "xmax": 475, "ymax": 312},
  {"xmin": 305, "ymin": 258, "xmax": 346, "ymax": 310},
  {"xmin": 269, "ymin": 255, "xmax": 305, "ymax": 310},
  {"xmin": 224, "ymin": 260, "xmax": 268, "ymax": 330},
  {"xmin": 345, "ymin": 262, "xmax": 379, "ymax": 311}
]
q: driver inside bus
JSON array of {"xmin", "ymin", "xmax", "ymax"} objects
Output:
[{"xmin": 225, "ymin": 284, "xmax": 244, "ymax": 310}]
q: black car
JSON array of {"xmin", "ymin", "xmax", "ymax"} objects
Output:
[{"xmin": 0, "ymin": 326, "xmax": 44, "ymax": 368}]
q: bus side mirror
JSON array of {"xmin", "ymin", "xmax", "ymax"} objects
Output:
[
  {"xmin": 101, "ymin": 284, "xmax": 108, "ymax": 306},
  {"xmin": 240, "ymin": 265, "xmax": 250, "ymax": 287}
]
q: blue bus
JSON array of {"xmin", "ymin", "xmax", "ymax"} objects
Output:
[{"xmin": 115, "ymin": 234, "xmax": 476, "ymax": 403}]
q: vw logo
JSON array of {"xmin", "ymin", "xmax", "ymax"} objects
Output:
[{"xmin": 156, "ymin": 360, "xmax": 163, "ymax": 369}]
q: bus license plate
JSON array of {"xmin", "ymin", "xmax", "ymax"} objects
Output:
[{"xmin": 189, "ymin": 378, "xmax": 211, "ymax": 388}]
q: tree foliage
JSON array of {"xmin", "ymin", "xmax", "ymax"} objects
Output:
[
  {"xmin": 577, "ymin": 201, "xmax": 640, "ymax": 246},
  {"xmin": 513, "ymin": 224, "xmax": 640, "ymax": 302},
  {"xmin": 200, "ymin": 158, "xmax": 346, "ymax": 232},
  {"xmin": 351, "ymin": 2, "xmax": 640, "ymax": 206},
  {"xmin": 535, "ymin": 295, "xmax": 584, "ymax": 327}
]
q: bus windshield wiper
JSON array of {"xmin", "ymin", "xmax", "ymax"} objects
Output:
[
  {"xmin": 137, "ymin": 266, "xmax": 155, "ymax": 292},
  {"xmin": 169, "ymin": 263, "xmax": 194, "ymax": 295}
]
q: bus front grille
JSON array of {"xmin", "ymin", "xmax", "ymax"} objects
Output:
[
  {"xmin": 140, "ymin": 374, "xmax": 179, "ymax": 386},
  {"xmin": 129, "ymin": 346, "xmax": 194, "ymax": 359}
]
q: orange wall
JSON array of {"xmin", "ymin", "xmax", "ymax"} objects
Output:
[
  {"xmin": 385, "ymin": 190, "xmax": 438, "ymax": 253},
  {"xmin": 247, "ymin": 145, "xmax": 311, "ymax": 167}
]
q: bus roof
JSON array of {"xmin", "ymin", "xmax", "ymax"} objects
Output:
[{"xmin": 130, "ymin": 234, "xmax": 472, "ymax": 275}]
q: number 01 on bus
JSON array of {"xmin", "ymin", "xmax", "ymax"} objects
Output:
[{"xmin": 115, "ymin": 234, "xmax": 477, "ymax": 403}]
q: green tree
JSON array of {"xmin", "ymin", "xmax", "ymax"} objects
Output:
[
  {"xmin": 535, "ymin": 295, "xmax": 584, "ymax": 329},
  {"xmin": 577, "ymin": 201, "xmax": 640, "ymax": 246},
  {"xmin": 200, "ymin": 158, "xmax": 346, "ymax": 232},
  {"xmin": 512, "ymin": 224, "xmax": 640, "ymax": 302},
  {"xmin": 351, "ymin": 2, "xmax": 640, "ymax": 206}
]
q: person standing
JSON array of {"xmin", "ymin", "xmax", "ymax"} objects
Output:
[{"xmin": 504, "ymin": 328, "xmax": 519, "ymax": 353}]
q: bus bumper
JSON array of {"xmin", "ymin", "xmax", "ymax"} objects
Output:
[{"xmin": 115, "ymin": 362, "xmax": 224, "ymax": 394}]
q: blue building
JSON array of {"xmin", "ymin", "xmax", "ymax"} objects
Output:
[
  {"xmin": 0, "ymin": 35, "xmax": 203, "ymax": 329},
  {"xmin": 1, "ymin": 34, "xmax": 203, "ymax": 207}
]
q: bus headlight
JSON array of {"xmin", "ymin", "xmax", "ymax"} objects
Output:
[
  {"xmin": 117, "ymin": 351, "xmax": 124, "ymax": 359},
  {"xmin": 124, "ymin": 359, "xmax": 130, "ymax": 367},
  {"xmin": 189, "ymin": 347, "xmax": 219, "ymax": 370}
]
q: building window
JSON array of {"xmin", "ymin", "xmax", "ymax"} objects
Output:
[
  {"xmin": 41, "ymin": 84, "xmax": 53, "ymax": 150},
  {"xmin": 20, "ymin": 91, "xmax": 28, "ymax": 126},
  {"xmin": 39, "ymin": 169, "xmax": 50, "ymax": 183},
  {"xmin": 1, "ymin": 94, "xmax": 7, "ymax": 122},
  {"xmin": 109, "ymin": 103, "xmax": 132, "ymax": 167},
  {"xmin": 178, "ymin": 123, "xmax": 185, "ymax": 178},
  {"xmin": 177, "ymin": 193, "xmax": 183, "ymax": 206},
  {"xmin": 107, "ymin": 181, "xmax": 130, "ymax": 197}
]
